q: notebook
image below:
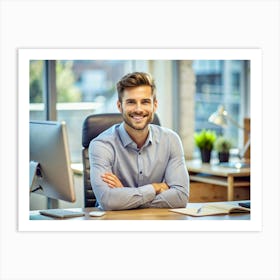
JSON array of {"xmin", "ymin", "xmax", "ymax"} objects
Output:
[{"xmin": 170, "ymin": 203, "xmax": 250, "ymax": 217}]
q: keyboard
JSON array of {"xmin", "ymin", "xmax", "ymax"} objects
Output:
[{"xmin": 39, "ymin": 209, "xmax": 85, "ymax": 218}]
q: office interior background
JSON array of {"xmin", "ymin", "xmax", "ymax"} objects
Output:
[{"xmin": 29, "ymin": 59, "xmax": 250, "ymax": 210}]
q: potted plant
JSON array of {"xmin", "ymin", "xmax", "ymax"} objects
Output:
[
  {"xmin": 194, "ymin": 129, "xmax": 217, "ymax": 163},
  {"xmin": 214, "ymin": 136, "xmax": 233, "ymax": 163}
]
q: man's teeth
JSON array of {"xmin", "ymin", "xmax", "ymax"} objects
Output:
[{"xmin": 132, "ymin": 115, "xmax": 145, "ymax": 120}]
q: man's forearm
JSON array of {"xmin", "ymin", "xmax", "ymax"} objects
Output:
[
  {"xmin": 98, "ymin": 172, "xmax": 185, "ymax": 210},
  {"xmin": 102, "ymin": 172, "xmax": 169, "ymax": 194},
  {"xmin": 94, "ymin": 183, "xmax": 157, "ymax": 210}
]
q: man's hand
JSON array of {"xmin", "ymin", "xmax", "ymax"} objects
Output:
[
  {"xmin": 101, "ymin": 173, "xmax": 124, "ymax": 188},
  {"xmin": 152, "ymin": 183, "xmax": 169, "ymax": 194}
]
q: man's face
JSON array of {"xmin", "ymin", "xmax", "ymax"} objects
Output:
[{"xmin": 117, "ymin": 85, "xmax": 158, "ymax": 131}]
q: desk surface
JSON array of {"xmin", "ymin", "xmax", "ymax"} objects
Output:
[
  {"xmin": 186, "ymin": 159, "xmax": 250, "ymax": 177},
  {"xmin": 30, "ymin": 201, "xmax": 250, "ymax": 220}
]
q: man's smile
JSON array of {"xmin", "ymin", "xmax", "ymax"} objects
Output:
[{"xmin": 130, "ymin": 114, "xmax": 148, "ymax": 122}]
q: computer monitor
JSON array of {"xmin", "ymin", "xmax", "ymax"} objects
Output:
[{"xmin": 29, "ymin": 120, "xmax": 76, "ymax": 203}]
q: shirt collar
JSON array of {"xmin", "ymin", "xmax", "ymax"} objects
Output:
[{"xmin": 118, "ymin": 122, "xmax": 153, "ymax": 148}]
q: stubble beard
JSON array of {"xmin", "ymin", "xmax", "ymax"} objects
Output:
[{"xmin": 123, "ymin": 112, "xmax": 154, "ymax": 131}]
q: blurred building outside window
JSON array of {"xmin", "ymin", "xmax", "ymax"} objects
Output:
[{"xmin": 192, "ymin": 60, "xmax": 249, "ymax": 157}]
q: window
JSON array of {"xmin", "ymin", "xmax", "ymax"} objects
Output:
[
  {"xmin": 193, "ymin": 60, "xmax": 249, "ymax": 149},
  {"xmin": 29, "ymin": 60, "xmax": 45, "ymax": 120},
  {"xmin": 29, "ymin": 60, "xmax": 148, "ymax": 163},
  {"xmin": 29, "ymin": 59, "xmax": 250, "ymax": 162}
]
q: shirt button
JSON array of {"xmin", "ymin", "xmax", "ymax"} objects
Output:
[{"xmin": 140, "ymin": 171, "xmax": 142, "ymax": 174}]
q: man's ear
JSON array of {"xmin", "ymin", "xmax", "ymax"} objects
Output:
[
  {"xmin": 153, "ymin": 99, "xmax": 158, "ymax": 112},
  {"xmin": 117, "ymin": 100, "xmax": 122, "ymax": 113}
]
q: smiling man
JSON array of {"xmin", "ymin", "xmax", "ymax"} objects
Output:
[{"xmin": 89, "ymin": 72, "xmax": 189, "ymax": 210}]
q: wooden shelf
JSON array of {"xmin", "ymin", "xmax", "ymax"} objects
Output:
[
  {"xmin": 186, "ymin": 160, "xmax": 250, "ymax": 201},
  {"xmin": 189, "ymin": 174, "xmax": 250, "ymax": 187}
]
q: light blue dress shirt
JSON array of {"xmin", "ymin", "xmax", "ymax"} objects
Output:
[{"xmin": 89, "ymin": 122, "xmax": 189, "ymax": 210}]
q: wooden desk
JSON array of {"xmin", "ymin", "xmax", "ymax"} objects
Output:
[
  {"xmin": 186, "ymin": 160, "xmax": 250, "ymax": 201},
  {"xmin": 29, "ymin": 201, "xmax": 250, "ymax": 220}
]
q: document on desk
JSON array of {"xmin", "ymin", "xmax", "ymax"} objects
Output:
[{"xmin": 170, "ymin": 203, "xmax": 250, "ymax": 217}]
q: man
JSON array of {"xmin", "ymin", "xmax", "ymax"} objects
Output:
[{"xmin": 89, "ymin": 72, "xmax": 189, "ymax": 210}]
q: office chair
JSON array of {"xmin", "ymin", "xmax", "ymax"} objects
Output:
[{"xmin": 81, "ymin": 113, "xmax": 161, "ymax": 208}]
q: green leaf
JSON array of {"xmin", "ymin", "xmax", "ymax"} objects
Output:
[{"xmin": 194, "ymin": 129, "xmax": 217, "ymax": 150}]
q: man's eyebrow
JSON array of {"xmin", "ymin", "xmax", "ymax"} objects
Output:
[
  {"xmin": 125, "ymin": 98, "xmax": 136, "ymax": 102},
  {"xmin": 124, "ymin": 98, "xmax": 152, "ymax": 102}
]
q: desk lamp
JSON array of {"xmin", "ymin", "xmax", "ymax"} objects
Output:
[{"xmin": 208, "ymin": 105, "xmax": 250, "ymax": 168}]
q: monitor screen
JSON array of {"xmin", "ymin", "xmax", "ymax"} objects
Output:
[{"xmin": 29, "ymin": 120, "xmax": 76, "ymax": 202}]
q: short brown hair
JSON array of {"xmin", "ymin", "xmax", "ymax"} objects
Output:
[{"xmin": 116, "ymin": 72, "xmax": 156, "ymax": 102}]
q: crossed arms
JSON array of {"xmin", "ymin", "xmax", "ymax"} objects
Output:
[
  {"xmin": 101, "ymin": 172, "xmax": 169, "ymax": 194},
  {"xmin": 89, "ymin": 137, "xmax": 189, "ymax": 211}
]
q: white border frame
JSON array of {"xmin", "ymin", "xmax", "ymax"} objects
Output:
[{"xmin": 18, "ymin": 48, "xmax": 262, "ymax": 232}]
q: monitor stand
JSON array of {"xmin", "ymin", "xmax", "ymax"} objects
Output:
[
  {"xmin": 29, "ymin": 161, "xmax": 42, "ymax": 192},
  {"xmin": 30, "ymin": 161, "xmax": 58, "ymax": 208}
]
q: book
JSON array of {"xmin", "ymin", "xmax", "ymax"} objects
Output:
[{"xmin": 170, "ymin": 203, "xmax": 250, "ymax": 217}]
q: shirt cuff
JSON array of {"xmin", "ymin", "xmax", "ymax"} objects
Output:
[{"xmin": 139, "ymin": 184, "xmax": 156, "ymax": 204}]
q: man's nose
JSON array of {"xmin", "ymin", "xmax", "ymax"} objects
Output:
[{"xmin": 135, "ymin": 102, "xmax": 144, "ymax": 111}]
